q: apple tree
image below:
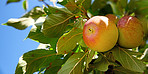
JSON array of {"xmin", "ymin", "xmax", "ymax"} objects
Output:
[{"xmin": 2, "ymin": 0, "xmax": 148, "ymax": 74}]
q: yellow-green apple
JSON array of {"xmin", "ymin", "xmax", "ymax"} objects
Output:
[
  {"xmin": 117, "ymin": 16, "xmax": 144, "ymax": 48},
  {"xmin": 83, "ymin": 16, "xmax": 118, "ymax": 52},
  {"xmin": 106, "ymin": 14, "xmax": 119, "ymax": 24}
]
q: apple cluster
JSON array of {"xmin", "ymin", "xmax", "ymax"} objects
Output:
[{"xmin": 83, "ymin": 14, "xmax": 144, "ymax": 52}]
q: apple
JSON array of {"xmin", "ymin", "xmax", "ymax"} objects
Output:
[
  {"xmin": 117, "ymin": 16, "xmax": 144, "ymax": 48},
  {"xmin": 106, "ymin": 14, "xmax": 119, "ymax": 24},
  {"xmin": 83, "ymin": 16, "xmax": 118, "ymax": 52}
]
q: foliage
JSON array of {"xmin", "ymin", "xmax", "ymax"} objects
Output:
[{"xmin": 2, "ymin": 0, "xmax": 148, "ymax": 74}]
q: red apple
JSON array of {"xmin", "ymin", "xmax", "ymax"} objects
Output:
[
  {"xmin": 117, "ymin": 16, "xmax": 144, "ymax": 48},
  {"xmin": 83, "ymin": 16, "xmax": 118, "ymax": 52}
]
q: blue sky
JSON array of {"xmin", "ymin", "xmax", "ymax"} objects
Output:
[{"xmin": 0, "ymin": 0, "xmax": 55, "ymax": 74}]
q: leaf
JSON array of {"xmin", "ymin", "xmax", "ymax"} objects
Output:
[
  {"xmin": 85, "ymin": 50, "xmax": 95, "ymax": 69},
  {"xmin": 34, "ymin": 17, "xmax": 45, "ymax": 27},
  {"xmin": 124, "ymin": 49, "xmax": 142, "ymax": 56},
  {"xmin": 91, "ymin": 0, "xmax": 108, "ymax": 12},
  {"xmin": 37, "ymin": 44, "xmax": 50, "ymax": 49},
  {"xmin": 77, "ymin": 0, "xmax": 91, "ymax": 11},
  {"xmin": 45, "ymin": 66, "xmax": 61, "ymax": 74},
  {"xmin": 15, "ymin": 56, "xmax": 26, "ymax": 74},
  {"xmin": 142, "ymin": 49, "xmax": 148, "ymax": 62},
  {"xmin": 144, "ymin": 67, "xmax": 148, "ymax": 74},
  {"xmin": 117, "ymin": 0, "xmax": 128, "ymax": 12},
  {"xmin": 82, "ymin": 0, "xmax": 91, "ymax": 11},
  {"xmin": 111, "ymin": 47, "xmax": 146, "ymax": 72},
  {"xmin": 28, "ymin": 30, "xmax": 58, "ymax": 49},
  {"xmin": 98, "ymin": 4, "xmax": 113, "ymax": 15},
  {"xmin": 7, "ymin": 0, "xmax": 21, "ymax": 4},
  {"xmin": 74, "ymin": 18, "xmax": 85, "ymax": 30},
  {"xmin": 27, "ymin": 17, "xmax": 58, "ymax": 49},
  {"xmin": 127, "ymin": 0, "xmax": 136, "ymax": 14},
  {"xmin": 23, "ymin": 49, "xmax": 59, "ymax": 74},
  {"xmin": 2, "ymin": 18, "xmax": 34, "ymax": 30},
  {"xmin": 28, "ymin": 29, "xmax": 58, "ymax": 49},
  {"xmin": 58, "ymin": 53, "xmax": 86, "ymax": 74},
  {"xmin": 57, "ymin": 0, "xmax": 68, "ymax": 5},
  {"xmin": 58, "ymin": 0, "xmax": 91, "ymax": 14},
  {"xmin": 44, "ymin": 59, "xmax": 64, "ymax": 74},
  {"xmin": 43, "ymin": 14, "xmax": 73, "ymax": 38},
  {"xmin": 2, "ymin": 7, "xmax": 45, "ymax": 30},
  {"xmin": 58, "ymin": 0, "xmax": 80, "ymax": 14},
  {"xmin": 135, "ymin": 0, "xmax": 148, "ymax": 16},
  {"xmin": 93, "ymin": 70, "xmax": 104, "ymax": 74},
  {"xmin": 15, "ymin": 64, "xmax": 24, "ymax": 74},
  {"xmin": 23, "ymin": 0, "xmax": 28, "ymax": 11},
  {"xmin": 108, "ymin": 1, "xmax": 122, "ymax": 15},
  {"xmin": 70, "ymin": 58, "xmax": 84, "ymax": 74},
  {"xmin": 75, "ymin": 18, "xmax": 87, "ymax": 47},
  {"xmin": 65, "ymin": 0, "xmax": 80, "ymax": 13},
  {"xmin": 93, "ymin": 53, "xmax": 110, "ymax": 71},
  {"xmin": 22, "ymin": 6, "xmax": 45, "ymax": 20},
  {"xmin": 56, "ymin": 28, "xmax": 83, "ymax": 54},
  {"xmin": 113, "ymin": 66, "xmax": 141, "ymax": 74},
  {"xmin": 78, "ymin": 38, "xmax": 87, "ymax": 47},
  {"xmin": 43, "ymin": 6, "xmax": 72, "ymax": 15}
]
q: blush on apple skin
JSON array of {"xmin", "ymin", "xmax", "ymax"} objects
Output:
[
  {"xmin": 83, "ymin": 16, "xmax": 118, "ymax": 52},
  {"xmin": 117, "ymin": 16, "xmax": 144, "ymax": 48}
]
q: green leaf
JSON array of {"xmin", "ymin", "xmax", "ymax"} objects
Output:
[
  {"xmin": 135, "ymin": 0, "xmax": 148, "ymax": 16},
  {"xmin": 57, "ymin": 0, "xmax": 68, "ymax": 5},
  {"xmin": 43, "ymin": 14, "xmax": 73, "ymax": 38},
  {"xmin": 22, "ymin": 6, "xmax": 45, "ymax": 20},
  {"xmin": 81, "ymin": 0, "xmax": 91, "ymax": 11},
  {"xmin": 113, "ymin": 66, "xmax": 141, "ymax": 74},
  {"xmin": 23, "ymin": 49, "xmax": 59, "ymax": 74},
  {"xmin": 7, "ymin": 0, "xmax": 21, "ymax": 4},
  {"xmin": 127, "ymin": 0, "xmax": 136, "ymax": 14},
  {"xmin": 65, "ymin": 0, "xmax": 80, "ymax": 14},
  {"xmin": 2, "ymin": 7, "xmax": 45, "ymax": 30},
  {"xmin": 27, "ymin": 17, "xmax": 58, "ymax": 49},
  {"xmin": 58, "ymin": 0, "xmax": 80, "ymax": 14},
  {"xmin": 108, "ymin": 1, "xmax": 122, "ymax": 15},
  {"xmin": 117, "ymin": 0, "xmax": 128, "ymax": 12},
  {"xmin": 2, "ymin": 18, "xmax": 34, "ymax": 30},
  {"xmin": 15, "ymin": 64, "xmax": 24, "ymax": 74},
  {"xmin": 28, "ymin": 31, "xmax": 58, "ymax": 49},
  {"xmin": 43, "ymin": 6, "xmax": 72, "ymax": 15},
  {"xmin": 56, "ymin": 28, "xmax": 83, "ymax": 54},
  {"xmin": 70, "ymin": 58, "xmax": 84, "ymax": 74},
  {"xmin": 144, "ymin": 67, "xmax": 148, "ymax": 74},
  {"xmin": 93, "ymin": 53, "xmax": 110, "ymax": 71},
  {"xmin": 91, "ymin": 0, "xmax": 108, "ymax": 12},
  {"xmin": 23, "ymin": 0, "xmax": 28, "ymax": 11},
  {"xmin": 124, "ymin": 49, "xmax": 142, "ymax": 56},
  {"xmin": 15, "ymin": 56, "xmax": 26, "ymax": 74},
  {"xmin": 98, "ymin": 4, "xmax": 113, "ymax": 16},
  {"xmin": 78, "ymin": 38, "xmax": 87, "ymax": 47},
  {"xmin": 112, "ymin": 47, "xmax": 146, "ymax": 72},
  {"xmin": 86, "ymin": 50, "xmax": 95, "ymax": 69},
  {"xmin": 142, "ymin": 49, "xmax": 148, "ymax": 62},
  {"xmin": 93, "ymin": 69, "xmax": 105, "ymax": 74},
  {"xmin": 44, "ymin": 59, "xmax": 64, "ymax": 74},
  {"xmin": 58, "ymin": 0, "xmax": 91, "ymax": 14},
  {"xmin": 74, "ymin": 18, "xmax": 85, "ymax": 30},
  {"xmin": 58, "ymin": 53, "xmax": 86, "ymax": 74},
  {"xmin": 45, "ymin": 66, "xmax": 61, "ymax": 74},
  {"xmin": 37, "ymin": 44, "xmax": 50, "ymax": 49}
]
